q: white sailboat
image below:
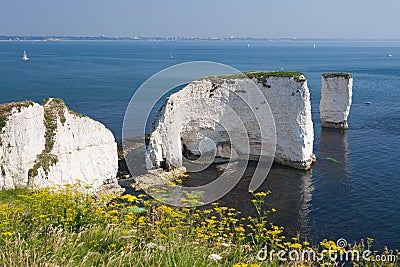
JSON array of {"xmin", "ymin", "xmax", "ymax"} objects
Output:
[
  {"xmin": 313, "ymin": 43, "xmax": 316, "ymax": 49},
  {"xmin": 169, "ymin": 52, "xmax": 174, "ymax": 59},
  {"xmin": 22, "ymin": 50, "xmax": 29, "ymax": 61}
]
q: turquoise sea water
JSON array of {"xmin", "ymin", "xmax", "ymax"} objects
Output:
[{"xmin": 1, "ymin": 41, "xmax": 400, "ymax": 248}]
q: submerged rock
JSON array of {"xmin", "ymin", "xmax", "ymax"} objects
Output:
[
  {"xmin": 320, "ymin": 72, "xmax": 353, "ymax": 129},
  {"xmin": 148, "ymin": 71, "xmax": 315, "ymax": 170},
  {"xmin": 124, "ymin": 167, "xmax": 187, "ymax": 191},
  {"xmin": 0, "ymin": 98, "xmax": 122, "ymax": 194}
]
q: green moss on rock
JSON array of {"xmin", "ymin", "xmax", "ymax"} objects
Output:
[
  {"xmin": 0, "ymin": 117, "xmax": 5, "ymax": 130},
  {"xmin": 28, "ymin": 98, "xmax": 67, "ymax": 181},
  {"xmin": 28, "ymin": 154, "xmax": 58, "ymax": 180},
  {"xmin": 67, "ymin": 108, "xmax": 86, "ymax": 118},
  {"xmin": 322, "ymin": 72, "xmax": 353, "ymax": 79},
  {"xmin": 43, "ymin": 98, "xmax": 67, "ymax": 125}
]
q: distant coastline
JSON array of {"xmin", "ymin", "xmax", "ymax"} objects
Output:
[{"xmin": 2, "ymin": 35, "xmax": 400, "ymax": 42}]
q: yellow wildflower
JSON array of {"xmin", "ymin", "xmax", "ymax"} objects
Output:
[
  {"xmin": 1, "ymin": 232, "xmax": 13, "ymax": 237},
  {"xmin": 254, "ymin": 192, "xmax": 267, "ymax": 197},
  {"xmin": 235, "ymin": 226, "xmax": 245, "ymax": 233},
  {"xmin": 120, "ymin": 194, "xmax": 138, "ymax": 202},
  {"xmin": 289, "ymin": 243, "xmax": 302, "ymax": 250}
]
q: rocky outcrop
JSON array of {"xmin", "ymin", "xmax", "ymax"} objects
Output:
[
  {"xmin": 320, "ymin": 73, "xmax": 353, "ymax": 128},
  {"xmin": 148, "ymin": 71, "xmax": 315, "ymax": 170},
  {"xmin": 120, "ymin": 167, "xmax": 187, "ymax": 191},
  {"xmin": 0, "ymin": 98, "xmax": 121, "ymax": 193}
]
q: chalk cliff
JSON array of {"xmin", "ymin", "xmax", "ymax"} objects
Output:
[
  {"xmin": 148, "ymin": 71, "xmax": 315, "ymax": 170},
  {"xmin": 320, "ymin": 73, "xmax": 353, "ymax": 128},
  {"xmin": 0, "ymin": 98, "xmax": 120, "ymax": 193}
]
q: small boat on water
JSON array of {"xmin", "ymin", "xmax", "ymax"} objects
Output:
[
  {"xmin": 388, "ymin": 54, "xmax": 393, "ymax": 57},
  {"xmin": 365, "ymin": 101, "xmax": 372, "ymax": 105},
  {"xmin": 169, "ymin": 52, "xmax": 174, "ymax": 59},
  {"xmin": 313, "ymin": 43, "xmax": 316, "ymax": 49},
  {"xmin": 22, "ymin": 50, "xmax": 29, "ymax": 61}
]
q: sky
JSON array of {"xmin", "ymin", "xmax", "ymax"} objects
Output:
[{"xmin": 0, "ymin": 0, "xmax": 399, "ymax": 39}]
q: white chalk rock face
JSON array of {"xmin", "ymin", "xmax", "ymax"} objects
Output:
[
  {"xmin": 149, "ymin": 72, "xmax": 315, "ymax": 170},
  {"xmin": 0, "ymin": 102, "xmax": 45, "ymax": 189},
  {"xmin": 259, "ymin": 76, "xmax": 314, "ymax": 169},
  {"xmin": 0, "ymin": 99, "xmax": 120, "ymax": 193},
  {"xmin": 320, "ymin": 73, "xmax": 353, "ymax": 128}
]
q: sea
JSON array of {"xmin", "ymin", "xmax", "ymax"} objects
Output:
[{"xmin": 0, "ymin": 41, "xmax": 399, "ymax": 248}]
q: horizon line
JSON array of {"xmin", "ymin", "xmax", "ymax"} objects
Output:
[{"xmin": 1, "ymin": 35, "xmax": 400, "ymax": 42}]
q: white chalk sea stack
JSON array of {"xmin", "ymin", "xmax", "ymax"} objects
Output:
[
  {"xmin": 148, "ymin": 71, "xmax": 315, "ymax": 170},
  {"xmin": 0, "ymin": 98, "xmax": 121, "ymax": 193},
  {"xmin": 320, "ymin": 72, "xmax": 353, "ymax": 129}
]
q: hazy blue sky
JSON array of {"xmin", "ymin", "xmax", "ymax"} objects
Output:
[{"xmin": 1, "ymin": 0, "xmax": 399, "ymax": 38}]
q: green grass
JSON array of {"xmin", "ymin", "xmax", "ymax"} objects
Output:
[
  {"xmin": 0, "ymin": 187, "xmax": 398, "ymax": 267},
  {"xmin": 244, "ymin": 71, "xmax": 306, "ymax": 82},
  {"xmin": 203, "ymin": 71, "xmax": 307, "ymax": 83},
  {"xmin": 322, "ymin": 72, "xmax": 353, "ymax": 79}
]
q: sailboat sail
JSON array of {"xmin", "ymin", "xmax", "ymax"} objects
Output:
[{"xmin": 22, "ymin": 51, "xmax": 29, "ymax": 61}]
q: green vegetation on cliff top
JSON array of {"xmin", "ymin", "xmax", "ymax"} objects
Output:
[
  {"xmin": 0, "ymin": 100, "xmax": 35, "ymax": 128},
  {"xmin": 322, "ymin": 72, "xmax": 353, "ymax": 79},
  {"xmin": 245, "ymin": 71, "xmax": 306, "ymax": 82},
  {"xmin": 0, "ymin": 101, "xmax": 35, "ymax": 145},
  {"xmin": 203, "ymin": 70, "xmax": 307, "ymax": 83}
]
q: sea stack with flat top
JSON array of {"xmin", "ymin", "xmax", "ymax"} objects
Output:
[
  {"xmin": 320, "ymin": 72, "xmax": 353, "ymax": 129},
  {"xmin": 148, "ymin": 71, "xmax": 315, "ymax": 170}
]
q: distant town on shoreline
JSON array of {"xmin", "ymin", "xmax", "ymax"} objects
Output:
[{"xmin": 1, "ymin": 35, "xmax": 400, "ymax": 42}]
